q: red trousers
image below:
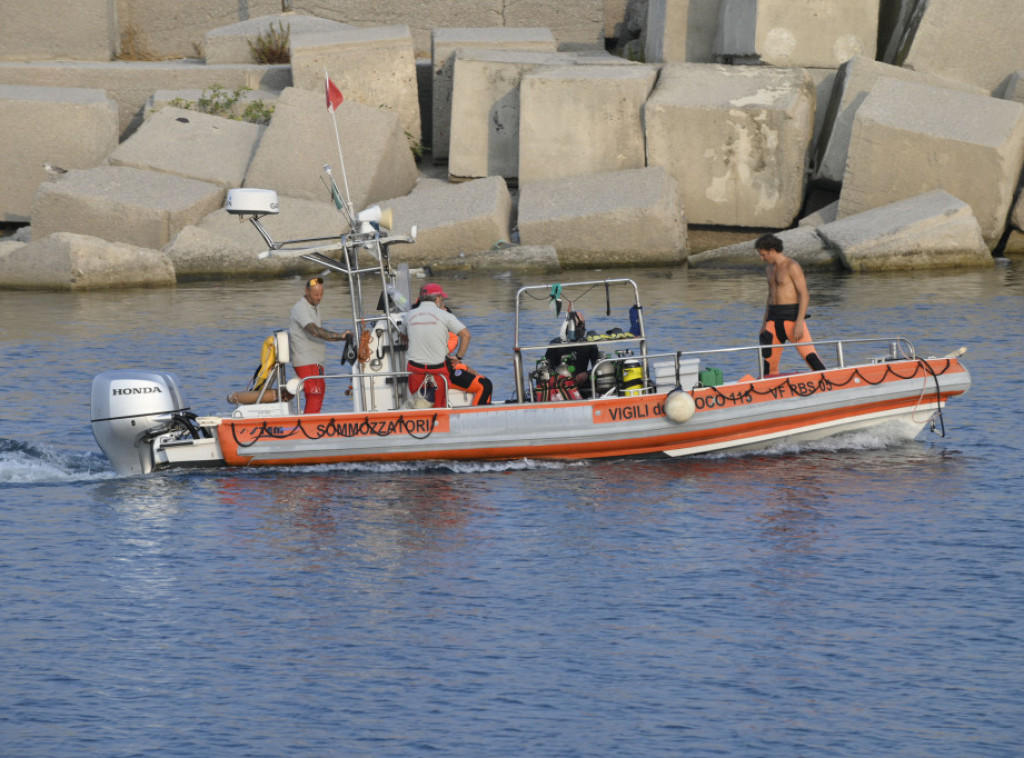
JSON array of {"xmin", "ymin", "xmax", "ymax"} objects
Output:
[
  {"xmin": 407, "ymin": 362, "xmax": 450, "ymax": 408},
  {"xmin": 294, "ymin": 364, "xmax": 325, "ymax": 414}
]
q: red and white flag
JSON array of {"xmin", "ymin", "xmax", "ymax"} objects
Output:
[{"xmin": 325, "ymin": 76, "xmax": 343, "ymax": 112}]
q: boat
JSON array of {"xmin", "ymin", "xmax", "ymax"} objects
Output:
[{"xmin": 90, "ymin": 185, "xmax": 972, "ymax": 476}]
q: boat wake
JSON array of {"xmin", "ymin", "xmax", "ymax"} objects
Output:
[
  {"xmin": 706, "ymin": 420, "xmax": 930, "ymax": 460},
  {"xmin": 0, "ymin": 438, "xmax": 117, "ymax": 484}
]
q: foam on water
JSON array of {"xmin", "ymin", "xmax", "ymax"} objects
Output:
[{"xmin": 0, "ymin": 438, "xmax": 116, "ymax": 484}]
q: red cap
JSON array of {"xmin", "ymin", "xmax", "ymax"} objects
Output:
[{"xmin": 420, "ymin": 283, "xmax": 449, "ymax": 298}]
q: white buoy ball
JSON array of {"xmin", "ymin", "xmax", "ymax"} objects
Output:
[{"xmin": 664, "ymin": 388, "xmax": 696, "ymax": 423}]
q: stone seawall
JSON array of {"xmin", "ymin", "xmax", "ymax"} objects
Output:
[{"xmin": 2, "ymin": 1, "xmax": 1023, "ymax": 288}]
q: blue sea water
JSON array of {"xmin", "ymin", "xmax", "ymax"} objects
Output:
[{"xmin": 2, "ymin": 263, "xmax": 1022, "ymax": 757}]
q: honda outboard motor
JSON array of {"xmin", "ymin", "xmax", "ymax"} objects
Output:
[{"xmin": 91, "ymin": 370, "xmax": 193, "ymax": 476}]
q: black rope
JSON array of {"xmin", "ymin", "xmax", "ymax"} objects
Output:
[{"xmin": 699, "ymin": 359, "xmax": 955, "ymax": 406}]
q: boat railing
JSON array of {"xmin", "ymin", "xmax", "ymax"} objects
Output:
[
  {"xmin": 267, "ymin": 366, "xmax": 467, "ymax": 414},
  {"xmin": 636, "ymin": 336, "xmax": 916, "ymax": 393}
]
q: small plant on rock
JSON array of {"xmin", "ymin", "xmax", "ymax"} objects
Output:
[
  {"xmin": 169, "ymin": 86, "xmax": 275, "ymax": 125},
  {"xmin": 249, "ymin": 21, "xmax": 291, "ymax": 64}
]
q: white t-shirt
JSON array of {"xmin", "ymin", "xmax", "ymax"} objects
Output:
[
  {"xmin": 289, "ymin": 296, "xmax": 325, "ymax": 367},
  {"xmin": 406, "ymin": 301, "xmax": 466, "ymax": 365}
]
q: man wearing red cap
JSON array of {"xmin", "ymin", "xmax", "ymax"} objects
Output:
[{"xmin": 406, "ymin": 283, "xmax": 491, "ymax": 406}]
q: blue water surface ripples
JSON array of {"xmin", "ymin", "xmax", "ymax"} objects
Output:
[{"xmin": 2, "ymin": 264, "xmax": 1022, "ymax": 756}]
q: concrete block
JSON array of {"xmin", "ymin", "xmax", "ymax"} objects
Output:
[
  {"xmin": 1013, "ymin": 188, "xmax": 1024, "ymax": 231},
  {"xmin": 373, "ymin": 176, "xmax": 513, "ymax": 266},
  {"xmin": 519, "ymin": 64, "xmax": 657, "ymax": 185},
  {"xmin": 999, "ymin": 71, "xmax": 1024, "ymax": 104},
  {"xmin": 812, "ymin": 57, "xmax": 987, "ymax": 188},
  {"xmin": 429, "ymin": 244, "xmax": 561, "ymax": 274},
  {"xmin": 715, "ymin": 0, "xmax": 878, "ymax": 68},
  {"xmin": 197, "ymin": 194, "xmax": 351, "ymax": 251},
  {"xmin": 431, "ymin": 28, "xmax": 558, "ymax": 161},
  {"xmin": 878, "ymin": 0, "xmax": 917, "ymax": 64},
  {"xmin": 646, "ymin": 0, "xmax": 723, "ymax": 63},
  {"xmin": 839, "ymin": 78, "xmax": 1024, "ymax": 248},
  {"xmin": 448, "ymin": 50, "xmax": 599, "ymax": 182},
  {"xmin": 0, "ymin": 0, "xmax": 116, "ymax": 62},
  {"xmin": 798, "ymin": 200, "xmax": 839, "ymax": 228},
  {"xmin": 0, "ymin": 238, "xmax": 26, "ymax": 263},
  {"xmin": 517, "ymin": 166, "xmax": 687, "ymax": 268},
  {"xmin": 822, "ymin": 190, "xmax": 993, "ymax": 271},
  {"xmin": 0, "ymin": 85, "xmax": 118, "ymax": 223},
  {"xmin": 290, "ymin": 25, "xmax": 422, "ymax": 146},
  {"xmin": 807, "ymin": 68, "xmax": 837, "ymax": 161},
  {"xmin": 104, "ymin": 0, "xmax": 285, "ymax": 62},
  {"xmin": 645, "ymin": 63, "xmax": 815, "ymax": 228},
  {"xmin": 164, "ymin": 224, "xmax": 321, "ymax": 281},
  {"xmin": 605, "ymin": 0, "xmax": 631, "ymax": 39},
  {"xmin": 894, "ymin": 0, "xmax": 1024, "ymax": 94},
  {"xmin": 1003, "ymin": 230, "xmax": 1024, "ymax": 257},
  {"xmin": 203, "ymin": 12, "xmax": 354, "ymax": 64},
  {"xmin": 109, "ymin": 106, "xmax": 264, "ymax": 189},
  {"xmin": 243, "ymin": 87, "xmax": 418, "ymax": 212},
  {"xmin": 0, "ymin": 232, "xmax": 175, "ymax": 290},
  {"xmin": 31, "ymin": 166, "xmax": 224, "ymax": 250},
  {"xmin": 687, "ymin": 226, "xmax": 836, "ymax": 270},
  {"xmin": 0, "ymin": 61, "xmax": 291, "ymax": 139},
  {"xmin": 502, "ymin": 0, "xmax": 605, "ymax": 51}
]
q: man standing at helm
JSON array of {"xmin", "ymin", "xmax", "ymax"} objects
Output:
[
  {"xmin": 289, "ymin": 276, "xmax": 352, "ymax": 414},
  {"xmin": 756, "ymin": 234, "xmax": 826, "ymax": 376}
]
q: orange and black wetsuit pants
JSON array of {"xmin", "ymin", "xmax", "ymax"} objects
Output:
[{"xmin": 761, "ymin": 305, "xmax": 826, "ymax": 376}]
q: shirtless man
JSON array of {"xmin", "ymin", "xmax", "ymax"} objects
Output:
[{"xmin": 756, "ymin": 234, "xmax": 826, "ymax": 376}]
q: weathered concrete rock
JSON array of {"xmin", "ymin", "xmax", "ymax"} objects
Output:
[
  {"xmin": 0, "ymin": 85, "xmax": 118, "ymax": 222},
  {"xmin": 812, "ymin": 57, "xmax": 986, "ymax": 188},
  {"xmin": 519, "ymin": 64, "xmax": 657, "ymax": 185},
  {"xmin": 645, "ymin": 63, "xmax": 815, "ymax": 228},
  {"xmin": 244, "ymin": 88, "xmax": 418, "ymax": 211},
  {"xmin": 109, "ymin": 106, "xmax": 264, "ymax": 189},
  {"xmin": 822, "ymin": 190, "xmax": 993, "ymax": 271},
  {"xmin": 0, "ymin": 0, "xmax": 117, "ymax": 61},
  {"xmin": 839, "ymin": 78, "xmax": 1024, "ymax": 249},
  {"xmin": 686, "ymin": 225, "xmax": 837, "ymax": 270},
  {"xmin": 431, "ymin": 28, "xmax": 558, "ymax": 161},
  {"xmin": 715, "ymin": 0, "xmax": 878, "ymax": 68},
  {"xmin": 517, "ymin": 166, "xmax": 687, "ymax": 268},
  {"xmin": 374, "ymin": 176, "xmax": 513, "ymax": 266},
  {"xmin": 1006, "ymin": 191, "xmax": 1024, "ymax": 256},
  {"xmin": 807, "ymin": 68, "xmax": 838, "ymax": 160},
  {"xmin": 0, "ymin": 238, "xmax": 26, "ymax": 263},
  {"xmin": 429, "ymin": 244, "xmax": 561, "ymax": 274},
  {"xmin": 31, "ymin": 166, "xmax": 224, "ymax": 250},
  {"xmin": 894, "ymin": 0, "xmax": 1024, "ymax": 94},
  {"xmin": 0, "ymin": 61, "xmax": 291, "ymax": 139},
  {"xmin": 0, "ymin": 232, "xmax": 175, "ymax": 290},
  {"xmin": 645, "ymin": 0, "xmax": 722, "ymax": 63},
  {"xmin": 798, "ymin": 200, "xmax": 838, "ymax": 228},
  {"xmin": 1000, "ymin": 71, "xmax": 1024, "ymax": 103},
  {"xmin": 290, "ymin": 25, "xmax": 421, "ymax": 145},
  {"xmin": 96, "ymin": 0, "xmax": 604, "ymax": 61},
  {"xmin": 197, "ymin": 194, "xmax": 351, "ymax": 251},
  {"xmin": 163, "ymin": 225, "xmax": 320, "ymax": 281},
  {"xmin": 448, "ymin": 50, "xmax": 632, "ymax": 182},
  {"xmin": 203, "ymin": 13, "xmax": 354, "ymax": 64}
]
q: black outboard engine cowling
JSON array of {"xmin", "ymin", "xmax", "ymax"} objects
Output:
[{"xmin": 91, "ymin": 370, "xmax": 191, "ymax": 476}]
